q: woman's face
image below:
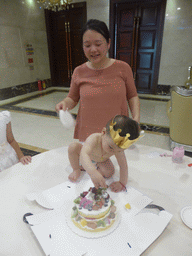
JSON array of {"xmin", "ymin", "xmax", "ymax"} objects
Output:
[{"xmin": 83, "ymin": 29, "xmax": 110, "ymax": 65}]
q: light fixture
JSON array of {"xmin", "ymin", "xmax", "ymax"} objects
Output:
[{"xmin": 37, "ymin": 0, "xmax": 73, "ymax": 11}]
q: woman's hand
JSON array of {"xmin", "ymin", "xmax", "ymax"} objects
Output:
[
  {"xmin": 20, "ymin": 155, "xmax": 32, "ymax": 165},
  {"xmin": 55, "ymin": 100, "xmax": 67, "ymax": 112},
  {"xmin": 55, "ymin": 97, "xmax": 77, "ymax": 113}
]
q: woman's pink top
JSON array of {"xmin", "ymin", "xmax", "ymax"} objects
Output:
[{"xmin": 68, "ymin": 60, "xmax": 138, "ymax": 141}]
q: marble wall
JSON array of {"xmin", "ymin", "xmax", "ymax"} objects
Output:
[
  {"xmin": 158, "ymin": 0, "xmax": 192, "ymax": 86},
  {"xmin": 0, "ymin": 0, "xmax": 50, "ymax": 90},
  {"xmin": 0, "ymin": 0, "xmax": 191, "ymax": 92}
]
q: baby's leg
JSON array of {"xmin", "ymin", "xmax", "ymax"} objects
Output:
[
  {"xmin": 68, "ymin": 142, "xmax": 82, "ymax": 182},
  {"xmin": 97, "ymin": 159, "xmax": 115, "ymax": 179}
]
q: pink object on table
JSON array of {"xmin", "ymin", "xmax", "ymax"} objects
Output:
[{"xmin": 172, "ymin": 147, "xmax": 184, "ymax": 163}]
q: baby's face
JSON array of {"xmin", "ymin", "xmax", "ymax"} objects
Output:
[{"xmin": 102, "ymin": 134, "xmax": 124, "ymax": 154}]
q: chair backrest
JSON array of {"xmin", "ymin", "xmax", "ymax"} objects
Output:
[{"xmin": 169, "ymin": 88, "xmax": 192, "ymax": 145}]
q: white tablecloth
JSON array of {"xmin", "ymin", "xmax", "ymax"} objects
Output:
[{"xmin": 0, "ymin": 144, "xmax": 192, "ymax": 256}]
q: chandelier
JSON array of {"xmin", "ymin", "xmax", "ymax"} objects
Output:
[{"xmin": 37, "ymin": 0, "xmax": 73, "ymax": 11}]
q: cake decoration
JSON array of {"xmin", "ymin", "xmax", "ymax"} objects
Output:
[
  {"xmin": 71, "ymin": 187, "xmax": 117, "ymax": 232},
  {"xmin": 125, "ymin": 203, "xmax": 131, "ymax": 210}
]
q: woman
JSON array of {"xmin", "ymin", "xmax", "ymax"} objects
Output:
[{"xmin": 55, "ymin": 19, "xmax": 140, "ymax": 142}]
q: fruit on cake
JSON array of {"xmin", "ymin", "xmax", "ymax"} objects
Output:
[{"xmin": 71, "ymin": 187, "xmax": 117, "ymax": 232}]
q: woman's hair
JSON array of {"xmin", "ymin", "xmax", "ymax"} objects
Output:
[
  {"xmin": 82, "ymin": 19, "xmax": 110, "ymax": 43},
  {"xmin": 106, "ymin": 115, "xmax": 140, "ymax": 140}
]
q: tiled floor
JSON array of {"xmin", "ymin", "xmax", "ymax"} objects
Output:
[{"xmin": 0, "ymin": 88, "xmax": 172, "ymax": 155}]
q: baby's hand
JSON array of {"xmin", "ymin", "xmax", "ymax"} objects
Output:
[
  {"xmin": 110, "ymin": 181, "xmax": 126, "ymax": 193},
  {"xmin": 90, "ymin": 172, "xmax": 107, "ymax": 189},
  {"xmin": 20, "ymin": 156, "xmax": 32, "ymax": 165}
]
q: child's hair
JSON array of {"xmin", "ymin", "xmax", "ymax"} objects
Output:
[
  {"xmin": 82, "ymin": 19, "xmax": 110, "ymax": 43},
  {"xmin": 106, "ymin": 115, "xmax": 140, "ymax": 140}
]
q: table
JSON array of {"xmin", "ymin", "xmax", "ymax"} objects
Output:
[{"xmin": 0, "ymin": 144, "xmax": 192, "ymax": 256}]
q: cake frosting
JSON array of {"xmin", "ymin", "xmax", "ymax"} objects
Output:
[{"xmin": 71, "ymin": 187, "xmax": 117, "ymax": 232}]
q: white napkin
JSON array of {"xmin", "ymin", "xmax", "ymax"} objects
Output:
[{"xmin": 59, "ymin": 110, "xmax": 76, "ymax": 129}]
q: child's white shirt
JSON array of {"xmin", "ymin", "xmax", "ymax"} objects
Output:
[{"xmin": 0, "ymin": 111, "xmax": 19, "ymax": 171}]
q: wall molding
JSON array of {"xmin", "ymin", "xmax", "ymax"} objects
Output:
[{"xmin": 0, "ymin": 79, "xmax": 52, "ymax": 100}]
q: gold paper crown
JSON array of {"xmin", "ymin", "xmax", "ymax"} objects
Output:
[{"xmin": 109, "ymin": 120, "xmax": 141, "ymax": 149}]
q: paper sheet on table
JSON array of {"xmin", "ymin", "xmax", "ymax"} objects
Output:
[
  {"xmin": 26, "ymin": 178, "xmax": 115, "ymax": 210},
  {"xmin": 26, "ymin": 181, "xmax": 76, "ymax": 209},
  {"xmin": 31, "ymin": 214, "xmax": 87, "ymax": 256},
  {"xmin": 26, "ymin": 180, "xmax": 172, "ymax": 256},
  {"xmin": 28, "ymin": 207, "xmax": 172, "ymax": 256},
  {"xmin": 28, "ymin": 210, "xmax": 140, "ymax": 256}
]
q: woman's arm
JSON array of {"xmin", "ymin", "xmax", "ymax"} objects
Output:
[
  {"xmin": 122, "ymin": 62, "xmax": 140, "ymax": 123},
  {"xmin": 128, "ymin": 95, "xmax": 140, "ymax": 123},
  {"xmin": 55, "ymin": 96, "xmax": 78, "ymax": 112},
  {"xmin": 6, "ymin": 122, "xmax": 31, "ymax": 164}
]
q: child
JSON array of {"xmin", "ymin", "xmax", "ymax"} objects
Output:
[
  {"xmin": 68, "ymin": 115, "xmax": 140, "ymax": 192},
  {"xmin": 0, "ymin": 111, "xmax": 31, "ymax": 171}
]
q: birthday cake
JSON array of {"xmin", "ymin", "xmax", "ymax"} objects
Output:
[{"xmin": 71, "ymin": 187, "xmax": 117, "ymax": 232}]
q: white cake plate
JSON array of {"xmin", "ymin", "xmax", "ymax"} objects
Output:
[{"xmin": 66, "ymin": 208, "xmax": 121, "ymax": 239}]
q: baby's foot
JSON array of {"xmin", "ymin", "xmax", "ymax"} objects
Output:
[{"xmin": 68, "ymin": 170, "xmax": 81, "ymax": 182}]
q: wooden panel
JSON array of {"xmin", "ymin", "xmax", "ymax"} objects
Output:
[
  {"xmin": 71, "ymin": 32, "xmax": 85, "ymax": 67},
  {"xmin": 138, "ymin": 53, "xmax": 153, "ymax": 69},
  {"xmin": 110, "ymin": 0, "xmax": 167, "ymax": 94},
  {"xmin": 45, "ymin": 2, "xmax": 87, "ymax": 87},
  {"xmin": 115, "ymin": 4, "xmax": 137, "ymax": 66},
  {"xmin": 141, "ymin": 7, "xmax": 158, "ymax": 26},
  {"xmin": 137, "ymin": 73, "xmax": 152, "ymax": 90},
  {"xmin": 139, "ymin": 30, "xmax": 156, "ymax": 49},
  {"xmin": 118, "ymin": 52, "xmax": 131, "ymax": 64},
  {"xmin": 120, "ymin": 9, "xmax": 135, "ymax": 27},
  {"xmin": 119, "ymin": 31, "xmax": 132, "ymax": 49}
]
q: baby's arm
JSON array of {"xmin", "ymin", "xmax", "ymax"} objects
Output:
[
  {"xmin": 80, "ymin": 135, "xmax": 107, "ymax": 189},
  {"xmin": 110, "ymin": 151, "xmax": 128, "ymax": 192},
  {"xmin": 6, "ymin": 122, "xmax": 32, "ymax": 165}
]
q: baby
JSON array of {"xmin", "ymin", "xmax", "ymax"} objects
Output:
[{"xmin": 68, "ymin": 115, "xmax": 140, "ymax": 192}]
